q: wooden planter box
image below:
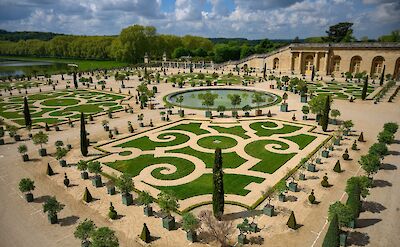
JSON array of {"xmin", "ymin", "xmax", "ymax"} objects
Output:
[
  {"xmin": 81, "ymin": 171, "xmax": 89, "ymax": 180},
  {"xmin": 162, "ymin": 216, "xmax": 175, "ymax": 230},
  {"xmin": 92, "ymin": 175, "xmax": 102, "ymax": 188},
  {"xmin": 299, "ymin": 173, "xmax": 306, "ymax": 180},
  {"xmin": 278, "ymin": 193, "xmax": 286, "ymax": 202},
  {"xmin": 238, "ymin": 233, "xmax": 247, "ymax": 244},
  {"xmin": 144, "ymin": 206, "xmax": 153, "ymax": 216},
  {"xmin": 0, "ymin": 139, "xmax": 4, "ymax": 145},
  {"xmin": 316, "ymin": 158, "xmax": 322, "ymax": 164},
  {"xmin": 59, "ymin": 159, "xmax": 67, "ymax": 167},
  {"xmin": 263, "ymin": 205, "xmax": 274, "ymax": 216},
  {"xmin": 25, "ymin": 192, "xmax": 34, "ymax": 202},
  {"xmin": 255, "ymin": 109, "xmax": 262, "ymax": 116},
  {"xmin": 205, "ymin": 111, "xmax": 212, "ymax": 118},
  {"xmin": 186, "ymin": 231, "xmax": 197, "ymax": 243},
  {"xmin": 302, "ymin": 115, "xmax": 307, "ymax": 120},
  {"xmin": 14, "ymin": 135, "xmax": 21, "ymax": 141},
  {"xmin": 307, "ymin": 163, "xmax": 316, "ymax": 172},
  {"xmin": 300, "ymin": 95, "xmax": 308, "ymax": 103},
  {"xmin": 334, "ymin": 139, "xmax": 341, "ymax": 146},
  {"xmin": 280, "ymin": 104, "xmax": 288, "ymax": 112},
  {"xmin": 179, "ymin": 110, "xmax": 185, "ymax": 117},
  {"xmin": 22, "ymin": 154, "xmax": 29, "ymax": 162},
  {"xmin": 39, "ymin": 148, "xmax": 47, "ymax": 157},
  {"xmin": 244, "ymin": 112, "xmax": 250, "ymax": 117},
  {"xmin": 48, "ymin": 214, "xmax": 58, "ymax": 224},
  {"xmin": 107, "ymin": 186, "xmax": 116, "ymax": 195},
  {"xmin": 288, "ymin": 182, "xmax": 298, "ymax": 192},
  {"xmin": 322, "ymin": 150, "xmax": 329, "ymax": 158},
  {"xmin": 340, "ymin": 233, "xmax": 348, "ymax": 247},
  {"xmin": 231, "ymin": 111, "xmax": 238, "ymax": 118},
  {"xmin": 122, "ymin": 193, "xmax": 133, "ymax": 206},
  {"xmin": 167, "ymin": 110, "xmax": 173, "ymax": 115}
]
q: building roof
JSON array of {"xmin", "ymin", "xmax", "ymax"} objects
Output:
[{"xmin": 290, "ymin": 42, "xmax": 400, "ymax": 49}]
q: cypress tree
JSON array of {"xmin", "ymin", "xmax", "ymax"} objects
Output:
[
  {"xmin": 80, "ymin": 112, "xmax": 88, "ymax": 156},
  {"xmin": 46, "ymin": 163, "xmax": 54, "ymax": 176},
  {"xmin": 140, "ymin": 223, "xmax": 151, "ymax": 243},
  {"xmin": 83, "ymin": 187, "xmax": 93, "ymax": 203},
  {"xmin": 287, "ymin": 211, "xmax": 297, "ymax": 229},
  {"xmin": 361, "ymin": 75, "xmax": 368, "ymax": 100},
  {"xmin": 379, "ymin": 65, "xmax": 385, "ymax": 86},
  {"xmin": 322, "ymin": 213, "xmax": 340, "ymax": 247},
  {"xmin": 73, "ymin": 72, "xmax": 78, "ymax": 89},
  {"xmin": 263, "ymin": 63, "xmax": 266, "ymax": 79},
  {"xmin": 23, "ymin": 97, "xmax": 32, "ymax": 127},
  {"xmin": 321, "ymin": 95, "xmax": 331, "ymax": 132},
  {"xmin": 358, "ymin": 132, "xmax": 364, "ymax": 142},
  {"xmin": 212, "ymin": 148, "xmax": 224, "ymax": 220},
  {"xmin": 346, "ymin": 182, "xmax": 361, "ymax": 219},
  {"xmin": 311, "ymin": 66, "xmax": 315, "ymax": 81}
]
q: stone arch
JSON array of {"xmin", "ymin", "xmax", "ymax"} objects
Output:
[
  {"xmin": 370, "ymin": 56, "xmax": 385, "ymax": 76},
  {"xmin": 394, "ymin": 57, "xmax": 400, "ymax": 81},
  {"xmin": 349, "ymin": 56, "xmax": 362, "ymax": 74},
  {"xmin": 273, "ymin": 58, "xmax": 279, "ymax": 70},
  {"xmin": 331, "ymin": 55, "xmax": 341, "ymax": 72},
  {"xmin": 304, "ymin": 55, "xmax": 314, "ymax": 72}
]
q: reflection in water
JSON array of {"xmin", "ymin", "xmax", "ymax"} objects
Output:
[{"xmin": 0, "ymin": 59, "xmax": 70, "ymax": 77}]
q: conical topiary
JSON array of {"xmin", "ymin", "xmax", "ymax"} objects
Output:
[
  {"xmin": 287, "ymin": 211, "xmax": 297, "ymax": 229},
  {"xmin": 358, "ymin": 132, "xmax": 364, "ymax": 142},
  {"xmin": 267, "ymin": 110, "xmax": 272, "ymax": 117},
  {"xmin": 46, "ymin": 163, "xmax": 54, "ymax": 176},
  {"xmin": 333, "ymin": 160, "xmax": 341, "ymax": 173},
  {"xmin": 308, "ymin": 189, "xmax": 316, "ymax": 204},
  {"xmin": 83, "ymin": 187, "xmax": 93, "ymax": 203},
  {"xmin": 140, "ymin": 223, "xmax": 151, "ymax": 243}
]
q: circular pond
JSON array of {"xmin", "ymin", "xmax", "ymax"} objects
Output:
[{"xmin": 166, "ymin": 88, "xmax": 279, "ymax": 110}]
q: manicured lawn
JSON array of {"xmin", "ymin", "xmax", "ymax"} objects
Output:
[
  {"xmin": 209, "ymin": 125, "xmax": 250, "ymax": 139},
  {"xmin": 282, "ymin": 134, "xmax": 317, "ymax": 150},
  {"xmin": 168, "ymin": 146, "xmax": 247, "ymax": 169},
  {"xmin": 250, "ymin": 121, "xmax": 301, "ymax": 137},
  {"xmin": 197, "ymin": 135, "xmax": 238, "ymax": 150},
  {"xmin": 245, "ymin": 139, "xmax": 296, "ymax": 173},
  {"xmin": 117, "ymin": 132, "xmax": 190, "ymax": 150},
  {"xmin": 106, "ymin": 154, "xmax": 195, "ymax": 180},
  {"xmin": 154, "ymin": 173, "xmax": 264, "ymax": 200},
  {"xmin": 42, "ymin": 98, "xmax": 80, "ymax": 106},
  {"xmin": 167, "ymin": 122, "xmax": 210, "ymax": 135}
]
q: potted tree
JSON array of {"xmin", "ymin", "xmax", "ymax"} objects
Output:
[
  {"xmin": 116, "ymin": 174, "xmax": 134, "ymax": 206},
  {"xmin": 275, "ymin": 180, "xmax": 287, "ymax": 202},
  {"xmin": 199, "ymin": 92, "xmax": 217, "ymax": 118},
  {"xmin": 160, "ymin": 111, "xmax": 166, "ymax": 121},
  {"xmin": 330, "ymin": 109, "xmax": 341, "ymax": 125},
  {"xmin": 138, "ymin": 190, "xmax": 153, "ymax": 216},
  {"xmin": 74, "ymin": 219, "xmax": 96, "ymax": 247},
  {"xmin": 165, "ymin": 102, "xmax": 173, "ymax": 115},
  {"xmin": 18, "ymin": 144, "xmax": 29, "ymax": 162},
  {"xmin": 176, "ymin": 95, "xmax": 185, "ymax": 117},
  {"xmin": 280, "ymin": 92, "xmax": 289, "ymax": 112},
  {"xmin": 43, "ymin": 196, "xmax": 64, "ymax": 224},
  {"xmin": 88, "ymin": 161, "xmax": 103, "ymax": 187},
  {"xmin": 32, "ymin": 131, "xmax": 48, "ymax": 156},
  {"xmin": 252, "ymin": 92, "xmax": 266, "ymax": 116},
  {"xmin": 77, "ymin": 160, "xmax": 89, "ymax": 179},
  {"xmin": 7, "ymin": 125, "xmax": 20, "ymax": 141},
  {"xmin": 301, "ymin": 105, "xmax": 310, "ymax": 120},
  {"xmin": 288, "ymin": 176, "xmax": 298, "ymax": 192},
  {"xmin": 307, "ymin": 156, "xmax": 317, "ymax": 172},
  {"xmin": 343, "ymin": 120, "xmax": 354, "ymax": 136},
  {"xmin": 19, "ymin": 178, "xmax": 35, "ymax": 202},
  {"xmin": 182, "ymin": 212, "xmax": 200, "ymax": 243},
  {"xmin": 217, "ymin": 105, "xmax": 226, "ymax": 118},
  {"xmin": 322, "ymin": 142, "xmax": 330, "ymax": 158},
  {"xmin": 127, "ymin": 121, "xmax": 134, "ymax": 133},
  {"xmin": 242, "ymin": 105, "xmax": 251, "ymax": 117},
  {"xmin": 56, "ymin": 147, "xmax": 68, "ymax": 167},
  {"xmin": 101, "ymin": 120, "xmax": 109, "ymax": 131},
  {"xmin": 228, "ymin": 94, "xmax": 241, "ymax": 118},
  {"xmin": 263, "ymin": 195, "xmax": 275, "ymax": 217},
  {"xmin": 158, "ymin": 191, "xmax": 179, "ymax": 230}
]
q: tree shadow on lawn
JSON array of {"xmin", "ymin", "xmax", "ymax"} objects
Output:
[
  {"xmin": 372, "ymin": 179, "xmax": 392, "ymax": 188},
  {"xmin": 223, "ymin": 210, "xmax": 263, "ymax": 221},
  {"xmin": 362, "ymin": 201, "xmax": 386, "ymax": 214},
  {"xmin": 380, "ymin": 163, "xmax": 397, "ymax": 170},
  {"xmin": 356, "ymin": 218, "xmax": 382, "ymax": 228},
  {"xmin": 59, "ymin": 215, "xmax": 80, "ymax": 226},
  {"xmin": 347, "ymin": 231, "xmax": 370, "ymax": 246}
]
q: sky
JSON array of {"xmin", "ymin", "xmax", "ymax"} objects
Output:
[{"xmin": 0, "ymin": 0, "xmax": 399, "ymax": 39}]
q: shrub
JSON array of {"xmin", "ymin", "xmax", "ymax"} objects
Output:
[
  {"xmin": 19, "ymin": 178, "xmax": 35, "ymax": 193},
  {"xmin": 368, "ymin": 142, "xmax": 388, "ymax": 159},
  {"xmin": 378, "ymin": 130, "xmax": 394, "ymax": 144},
  {"xmin": 328, "ymin": 201, "xmax": 354, "ymax": 228},
  {"xmin": 83, "ymin": 187, "xmax": 93, "ymax": 203},
  {"xmin": 321, "ymin": 173, "xmax": 330, "ymax": 187},
  {"xmin": 346, "ymin": 176, "xmax": 373, "ymax": 198},
  {"xmin": 342, "ymin": 148, "xmax": 349, "ymax": 160},
  {"xmin": 74, "ymin": 219, "xmax": 96, "ymax": 245},
  {"xmin": 322, "ymin": 213, "xmax": 339, "ymax": 247},
  {"xmin": 333, "ymin": 160, "xmax": 341, "ymax": 173},
  {"xmin": 383, "ymin": 122, "xmax": 398, "ymax": 134},
  {"xmin": 308, "ymin": 190, "xmax": 316, "ymax": 204},
  {"xmin": 140, "ymin": 223, "xmax": 151, "ymax": 243},
  {"xmin": 286, "ymin": 211, "xmax": 297, "ymax": 229},
  {"xmin": 108, "ymin": 202, "xmax": 118, "ymax": 220}
]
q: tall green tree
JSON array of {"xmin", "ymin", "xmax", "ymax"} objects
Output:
[
  {"xmin": 80, "ymin": 112, "xmax": 88, "ymax": 156},
  {"xmin": 361, "ymin": 75, "xmax": 368, "ymax": 100},
  {"xmin": 380, "ymin": 65, "xmax": 386, "ymax": 86},
  {"xmin": 346, "ymin": 182, "xmax": 361, "ymax": 219},
  {"xmin": 322, "ymin": 213, "xmax": 340, "ymax": 247},
  {"xmin": 324, "ymin": 22, "xmax": 354, "ymax": 42},
  {"xmin": 212, "ymin": 148, "xmax": 224, "ymax": 220},
  {"xmin": 321, "ymin": 95, "xmax": 331, "ymax": 132},
  {"xmin": 23, "ymin": 97, "xmax": 32, "ymax": 127}
]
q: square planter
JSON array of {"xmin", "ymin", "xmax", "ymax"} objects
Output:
[
  {"xmin": 186, "ymin": 231, "xmax": 197, "ymax": 243},
  {"xmin": 161, "ymin": 116, "xmax": 166, "ymax": 121},
  {"xmin": 278, "ymin": 193, "xmax": 286, "ymax": 202},
  {"xmin": 288, "ymin": 182, "xmax": 298, "ymax": 192},
  {"xmin": 299, "ymin": 173, "xmax": 306, "ymax": 180},
  {"xmin": 55, "ymin": 126, "xmax": 60, "ymax": 131},
  {"xmin": 231, "ymin": 111, "xmax": 238, "ymax": 118},
  {"xmin": 167, "ymin": 110, "xmax": 173, "ymax": 115},
  {"xmin": 122, "ymin": 193, "xmax": 133, "ymax": 206},
  {"xmin": 144, "ymin": 206, "xmax": 153, "ymax": 216},
  {"xmin": 280, "ymin": 104, "xmax": 288, "ymax": 112},
  {"xmin": 322, "ymin": 150, "xmax": 330, "ymax": 158},
  {"xmin": 300, "ymin": 95, "xmax": 308, "ymax": 103},
  {"xmin": 107, "ymin": 186, "xmax": 116, "ymax": 195},
  {"xmin": 48, "ymin": 214, "xmax": 58, "ymax": 224},
  {"xmin": 162, "ymin": 216, "xmax": 175, "ymax": 230},
  {"xmin": 178, "ymin": 110, "xmax": 185, "ymax": 117},
  {"xmin": 263, "ymin": 205, "xmax": 274, "ymax": 216},
  {"xmin": 81, "ymin": 171, "xmax": 89, "ymax": 180},
  {"xmin": 344, "ymin": 130, "xmax": 349, "ymax": 136},
  {"xmin": 347, "ymin": 220, "xmax": 355, "ymax": 229},
  {"xmin": 250, "ymin": 223, "xmax": 258, "ymax": 232},
  {"xmin": 334, "ymin": 139, "xmax": 341, "ymax": 146},
  {"xmin": 219, "ymin": 113, "xmax": 224, "ymax": 117},
  {"xmin": 22, "ymin": 154, "xmax": 29, "ymax": 162},
  {"xmin": 307, "ymin": 163, "xmax": 316, "ymax": 172},
  {"xmin": 340, "ymin": 233, "xmax": 348, "ymax": 247},
  {"xmin": 59, "ymin": 159, "xmax": 67, "ymax": 167},
  {"xmin": 92, "ymin": 175, "xmax": 103, "ymax": 188},
  {"xmin": 39, "ymin": 148, "xmax": 47, "ymax": 157},
  {"xmin": 25, "ymin": 193, "xmax": 34, "ymax": 202},
  {"xmin": 329, "ymin": 146, "xmax": 334, "ymax": 151},
  {"xmin": 302, "ymin": 115, "xmax": 308, "ymax": 120},
  {"xmin": 244, "ymin": 112, "xmax": 250, "ymax": 117},
  {"xmin": 316, "ymin": 158, "xmax": 322, "ymax": 164},
  {"xmin": 255, "ymin": 109, "xmax": 262, "ymax": 116},
  {"xmin": 0, "ymin": 139, "xmax": 4, "ymax": 145},
  {"xmin": 14, "ymin": 135, "xmax": 21, "ymax": 141},
  {"xmin": 238, "ymin": 233, "xmax": 247, "ymax": 244},
  {"xmin": 205, "ymin": 111, "xmax": 212, "ymax": 118}
]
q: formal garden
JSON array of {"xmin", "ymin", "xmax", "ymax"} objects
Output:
[
  {"xmin": 0, "ymin": 89, "xmax": 128, "ymax": 126},
  {"xmin": 95, "ymin": 119, "xmax": 327, "ymax": 210},
  {"xmin": 307, "ymin": 81, "xmax": 376, "ymax": 99}
]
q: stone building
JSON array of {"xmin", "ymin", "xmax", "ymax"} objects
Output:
[{"xmin": 225, "ymin": 43, "xmax": 400, "ymax": 80}]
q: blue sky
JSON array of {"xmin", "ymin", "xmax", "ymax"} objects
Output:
[{"xmin": 0, "ymin": 0, "xmax": 398, "ymax": 39}]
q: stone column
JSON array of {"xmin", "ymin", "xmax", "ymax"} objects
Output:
[
  {"xmin": 324, "ymin": 52, "xmax": 329, "ymax": 75},
  {"xmin": 313, "ymin": 52, "xmax": 318, "ymax": 71},
  {"xmin": 298, "ymin": 52, "xmax": 303, "ymax": 74}
]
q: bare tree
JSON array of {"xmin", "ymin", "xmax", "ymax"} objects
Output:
[{"xmin": 198, "ymin": 210, "xmax": 235, "ymax": 246}]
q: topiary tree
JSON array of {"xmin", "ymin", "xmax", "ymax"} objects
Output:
[
  {"xmin": 346, "ymin": 182, "xmax": 361, "ymax": 219},
  {"xmin": 322, "ymin": 213, "xmax": 340, "ymax": 247},
  {"xmin": 308, "ymin": 189, "xmax": 316, "ymax": 204},
  {"xmin": 252, "ymin": 92, "xmax": 266, "ymax": 115},
  {"xmin": 358, "ymin": 132, "xmax": 364, "ymax": 142},
  {"xmin": 378, "ymin": 130, "xmax": 394, "ymax": 144},
  {"xmin": 213, "ymin": 148, "xmax": 224, "ymax": 220},
  {"xmin": 329, "ymin": 201, "xmax": 354, "ymax": 228},
  {"xmin": 32, "ymin": 131, "xmax": 48, "ymax": 156},
  {"xmin": 320, "ymin": 95, "xmax": 331, "ymax": 132},
  {"xmin": 228, "ymin": 94, "xmax": 241, "ymax": 116},
  {"xmin": 80, "ymin": 112, "xmax": 89, "ymax": 156},
  {"xmin": 333, "ymin": 160, "xmax": 341, "ymax": 173},
  {"xmin": 43, "ymin": 196, "xmax": 64, "ymax": 224},
  {"xmin": 46, "ymin": 163, "xmax": 55, "ymax": 176},
  {"xmin": 138, "ymin": 190, "xmax": 153, "ymax": 216},
  {"xmin": 359, "ymin": 153, "xmax": 381, "ymax": 177},
  {"xmin": 346, "ymin": 176, "xmax": 373, "ymax": 199},
  {"xmin": 83, "ymin": 187, "xmax": 93, "ymax": 203},
  {"xmin": 108, "ymin": 202, "xmax": 118, "ymax": 220},
  {"xmin": 368, "ymin": 142, "xmax": 388, "ymax": 160},
  {"xmin": 321, "ymin": 173, "xmax": 330, "ymax": 187},
  {"xmin": 90, "ymin": 227, "xmax": 119, "ymax": 247},
  {"xmin": 88, "ymin": 161, "xmax": 102, "ymax": 187},
  {"xmin": 330, "ymin": 109, "xmax": 340, "ymax": 123},
  {"xmin": 18, "ymin": 144, "xmax": 29, "ymax": 161},
  {"xmin": 77, "ymin": 160, "xmax": 89, "ymax": 179},
  {"xmin": 23, "ymin": 96, "xmax": 32, "ymax": 128},
  {"xmin": 383, "ymin": 122, "xmax": 398, "ymax": 134},
  {"xmin": 157, "ymin": 191, "xmax": 179, "ymax": 218},
  {"xmin": 74, "ymin": 219, "xmax": 96, "ymax": 247},
  {"xmin": 361, "ymin": 75, "xmax": 368, "ymax": 100},
  {"xmin": 140, "ymin": 223, "xmax": 151, "ymax": 243},
  {"xmin": 19, "ymin": 178, "xmax": 35, "ymax": 202},
  {"xmin": 286, "ymin": 211, "xmax": 297, "ymax": 230}
]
